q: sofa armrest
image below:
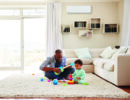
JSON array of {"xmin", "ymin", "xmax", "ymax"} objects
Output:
[{"xmin": 115, "ymin": 54, "xmax": 130, "ymax": 86}]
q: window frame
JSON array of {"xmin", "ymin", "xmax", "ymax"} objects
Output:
[{"xmin": 0, "ymin": 7, "xmax": 46, "ymax": 70}]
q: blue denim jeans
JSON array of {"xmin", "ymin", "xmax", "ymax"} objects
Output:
[{"xmin": 45, "ymin": 68, "xmax": 75, "ymax": 80}]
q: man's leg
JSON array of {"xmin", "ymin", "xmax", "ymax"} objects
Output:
[
  {"xmin": 45, "ymin": 71, "xmax": 62, "ymax": 80},
  {"xmin": 59, "ymin": 68, "xmax": 75, "ymax": 79}
]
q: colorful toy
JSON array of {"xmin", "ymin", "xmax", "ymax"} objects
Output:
[
  {"xmin": 32, "ymin": 73, "xmax": 35, "ymax": 76},
  {"xmin": 82, "ymin": 82, "xmax": 89, "ymax": 85},
  {"xmin": 40, "ymin": 77, "xmax": 46, "ymax": 82},
  {"xmin": 53, "ymin": 79, "xmax": 58, "ymax": 85},
  {"xmin": 54, "ymin": 62, "xmax": 75, "ymax": 75},
  {"xmin": 63, "ymin": 83, "xmax": 67, "ymax": 86},
  {"xmin": 40, "ymin": 78, "xmax": 44, "ymax": 82},
  {"xmin": 48, "ymin": 80, "xmax": 51, "ymax": 82},
  {"xmin": 67, "ymin": 74, "xmax": 74, "ymax": 84},
  {"xmin": 63, "ymin": 79, "xmax": 66, "ymax": 82}
]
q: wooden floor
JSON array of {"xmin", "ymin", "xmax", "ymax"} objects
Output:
[{"xmin": 0, "ymin": 97, "xmax": 130, "ymax": 100}]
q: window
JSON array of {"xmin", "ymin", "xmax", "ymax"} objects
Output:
[
  {"xmin": 0, "ymin": 8, "xmax": 46, "ymax": 69},
  {"xmin": 0, "ymin": 10, "xmax": 20, "ymax": 16},
  {"xmin": 0, "ymin": 20, "xmax": 20, "ymax": 67},
  {"xmin": 24, "ymin": 18, "xmax": 46, "ymax": 67}
]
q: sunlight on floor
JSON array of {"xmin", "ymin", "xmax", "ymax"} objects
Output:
[
  {"xmin": 0, "ymin": 70, "xmax": 22, "ymax": 81},
  {"xmin": 0, "ymin": 67, "xmax": 43, "ymax": 81}
]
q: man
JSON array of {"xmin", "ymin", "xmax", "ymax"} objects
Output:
[{"xmin": 40, "ymin": 49, "xmax": 75, "ymax": 80}]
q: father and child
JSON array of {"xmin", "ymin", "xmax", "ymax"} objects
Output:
[{"xmin": 40, "ymin": 49, "xmax": 86, "ymax": 84}]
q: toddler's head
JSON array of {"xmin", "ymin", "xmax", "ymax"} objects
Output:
[{"xmin": 74, "ymin": 59, "xmax": 83, "ymax": 70}]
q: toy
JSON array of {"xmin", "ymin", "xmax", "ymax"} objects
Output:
[
  {"xmin": 48, "ymin": 80, "xmax": 51, "ymax": 82},
  {"xmin": 32, "ymin": 73, "xmax": 35, "ymax": 76},
  {"xmin": 54, "ymin": 62, "xmax": 75, "ymax": 75},
  {"xmin": 63, "ymin": 79, "xmax": 66, "ymax": 82},
  {"xmin": 53, "ymin": 79, "xmax": 58, "ymax": 85},
  {"xmin": 63, "ymin": 83, "xmax": 67, "ymax": 86},
  {"xmin": 40, "ymin": 78, "xmax": 44, "ymax": 82},
  {"xmin": 40, "ymin": 77, "xmax": 46, "ymax": 82},
  {"xmin": 67, "ymin": 74, "xmax": 74, "ymax": 84},
  {"xmin": 82, "ymin": 82, "xmax": 89, "ymax": 85}
]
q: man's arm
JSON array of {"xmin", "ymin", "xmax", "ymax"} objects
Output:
[
  {"xmin": 40, "ymin": 57, "xmax": 61, "ymax": 73},
  {"xmin": 43, "ymin": 67, "xmax": 60, "ymax": 73},
  {"xmin": 40, "ymin": 57, "xmax": 51, "ymax": 71}
]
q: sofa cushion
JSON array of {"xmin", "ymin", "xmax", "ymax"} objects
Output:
[
  {"xmin": 103, "ymin": 60, "xmax": 115, "ymax": 72},
  {"xmin": 89, "ymin": 48, "xmax": 104, "ymax": 58},
  {"xmin": 93, "ymin": 58, "xmax": 106, "ymax": 68},
  {"xmin": 126, "ymin": 47, "xmax": 130, "ymax": 54},
  {"xmin": 66, "ymin": 58, "xmax": 93, "ymax": 65},
  {"xmin": 74, "ymin": 48, "xmax": 92, "ymax": 59},
  {"xmin": 63, "ymin": 49, "xmax": 77, "ymax": 58},
  {"xmin": 111, "ymin": 47, "xmax": 128, "ymax": 59},
  {"xmin": 100, "ymin": 46, "xmax": 116, "ymax": 59}
]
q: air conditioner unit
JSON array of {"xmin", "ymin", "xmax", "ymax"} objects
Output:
[{"xmin": 66, "ymin": 6, "xmax": 92, "ymax": 14}]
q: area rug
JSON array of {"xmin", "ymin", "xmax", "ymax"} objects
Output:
[{"xmin": 0, "ymin": 72, "xmax": 129, "ymax": 98}]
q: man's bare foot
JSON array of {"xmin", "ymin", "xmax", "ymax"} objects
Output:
[{"xmin": 74, "ymin": 81, "xmax": 78, "ymax": 84}]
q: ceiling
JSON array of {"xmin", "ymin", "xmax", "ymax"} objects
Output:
[
  {"xmin": 0, "ymin": 0, "xmax": 121, "ymax": 2},
  {"xmin": 58, "ymin": 0, "xmax": 121, "ymax": 2}
]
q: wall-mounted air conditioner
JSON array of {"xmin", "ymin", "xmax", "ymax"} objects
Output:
[{"xmin": 66, "ymin": 6, "xmax": 92, "ymax": 14}]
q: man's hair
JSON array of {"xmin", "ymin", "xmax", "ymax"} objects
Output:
[
  {"xmin": 74, "ymin": 59, "xmax": 83, "ymax": 65},
  {"xmin": 55, "ymin": 49, "xmax": 62, "ymax": 54}
]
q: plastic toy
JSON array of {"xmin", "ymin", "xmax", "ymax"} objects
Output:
[
  {"xmin": 67, "ymin": 74, "xmax": 74, "ymax": 84},
  {"xmin": 82, "ymin": 82, "xmax": 89, "ymax": 85},
  {"xmin": 32, "ymin": 73, "xmax": 35, "ymax": 76},
  {"xmin": 43, "ymin": 77, "xmax": 46, "ymax": 80},
  {"xmin": 63, "ymin": 83, "xmax": 67, "ymax": 86},
  {"xmin": 55, "ymin": 62, "xmax": 75, "ymax": 75},
  {"xmin": 53, "ymin": 79, "xmax": 58, "ymax": 85},
  {"xmin": 40, "ymin": 78, "xmax": 44, "ymax": 82},
  {"xmin": 40, "ymin": 77, "xmax": 46, "ymax": 82},
  {"xmin": 48, "ymin": 80, "xmax": 51, "ymax": 82}
]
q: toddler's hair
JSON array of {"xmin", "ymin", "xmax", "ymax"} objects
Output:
[{"xmin": 74, "ymin": 59, "xmax": 83, "ymax": 65}]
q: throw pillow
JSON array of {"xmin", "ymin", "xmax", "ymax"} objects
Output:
[
  {"xmin": 74, "ymin": 48, "xmax": 91, "ymax": 59},
  {"xmin": 112, "ymin": 47, "xmax": 128, "ymax": 59},
  {"xmin": 100, "ymin": 46, "xmax": 116, "ymax": 59}
]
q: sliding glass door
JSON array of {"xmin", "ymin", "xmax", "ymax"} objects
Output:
[
  {"xmin": 0, "ymin": 20, "xmax": 21, "ymax": 67},
  {"xmin": 0, "ymin": 8, "xmax": 46, "ymax": 69},
  {"xmin": 24, "ymin": 18, "xmax": 46, "ymax": 68}
]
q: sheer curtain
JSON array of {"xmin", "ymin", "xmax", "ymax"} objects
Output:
[
  {"xmin": 46, "ymin": 2, "xmax": 62, "ymax": 57},
  {"xmin": 121, "ymin": 0, "xmax": 130, "ymax": 46}
]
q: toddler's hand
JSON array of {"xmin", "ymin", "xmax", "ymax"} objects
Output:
[{"xmin": 76, "ymin": 77, "xmax": 81, "ymax": 80}]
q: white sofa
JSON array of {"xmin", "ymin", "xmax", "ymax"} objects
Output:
[{"xmin": 63, "ymin": 47, "xmax": 130, "ymax": 86}]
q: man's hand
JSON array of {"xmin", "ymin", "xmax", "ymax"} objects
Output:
[
  {"xmin": 53, "ymin": 68, "xmax": 61, "ymax": 73},
  {"xmin": 76, "ymin": 77, "xmax": 81, "ymax": 80},
  {"xmin": 67, "ymin": 66, "xmax": 72, "ymax": 69}
]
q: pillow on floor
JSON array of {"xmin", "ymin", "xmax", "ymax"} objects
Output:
[
  {"xmin": 100, "ymin": 46, "xmax": 116, "ymax": 59},
  {"xmin": 74, "ymin": 48, "xmax": 91, "ymax": 59},
  {"xmin": 111, "ymin": 47, "xmax": 128, "ymax": 59}
]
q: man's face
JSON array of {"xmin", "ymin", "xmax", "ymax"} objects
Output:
[{"xmin": 55, "ymin": 53, "xmax": 62, "ymax": 62}]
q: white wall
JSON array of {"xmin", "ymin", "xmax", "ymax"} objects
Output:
[
  {"xmin": 118, "ymin": 0, "xmax": 124, "ymax": 45},
  {"xmin": 61, "ymin": 1, "xmax": 124, "ymax": 49}
]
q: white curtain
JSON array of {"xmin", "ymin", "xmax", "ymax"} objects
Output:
[
  {"xmin": 121, "ymin": 0, "xmax": 130, "ymax": 46},
  {"xmin": 46, "ymin": 2, "xmax": 62, "ymax": 57}
]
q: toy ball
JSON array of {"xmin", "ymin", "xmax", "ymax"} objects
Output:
[
  {"xmin": 48, "ymin": 80, "xmax": 51, "ymax": 82},
  {"xmin": 53, "ymin": 79, "xmax": 58, "ymax": 85},
  {"xmin": 63, "ymin": 83, "xmax": 67, "ymax": 86},
  {"xmin": 43, "ymin": 77, "xmax": 46, "ymax": 80},
  {"xmin": 40, "ymin": 78, "xmax": 44, "ymax": 82}
]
